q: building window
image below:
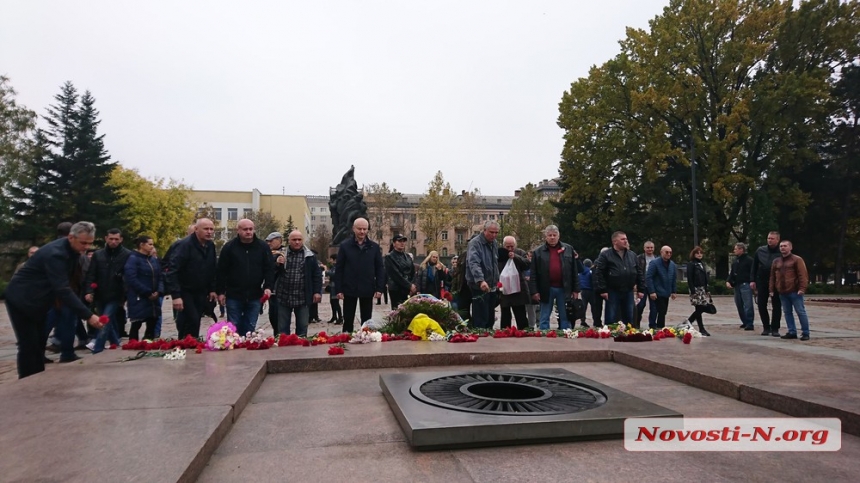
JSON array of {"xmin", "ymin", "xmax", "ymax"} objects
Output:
[
  {"xmin": 442, "ymin": 247, "xmax": 448, "ymax": 257},
  {"xmin": 311, "ymin": 215, "xmax": 316, "ymax": 221},
  {"xmin": 321, "ymin": 216, "xmax": 327, "ymax": 223},
  {"xmin": 227, "ymin": 208, "xmax": 238, "ymax": 221},
  {"xmin": 311, "ymin": 207, "xmax": 316, "ymax": 213},
  {"xmin": 410, "ymin": 230, "xmax": 417, "ymax": 240},
  {"xmin": 393, "ymin": 214, "xmax": 402, "ymax": 225},
  {"xmin": 489, "ymin": 214, "xmax": 495, "ymax": 220},
  {"xmin": 441, "ymin": 231, "xmax": 448, "ymax": 240},
  {"xmin": 410, "ymin": 214, "xmax": 417, "ymax": 224},
  {"xmin": 456, "ymin": 233, "xmax": 464, "ymax": 243},
  {"xmin": 321, "ymin": 207, "xmax": 327, "ymax": 212},
  {"xmin": 214, "ymin": 209, "xmax": 222, "ymax": 222},
  {"xmin": 243, "ymin": 208, "xmax": 252, "ymax": 218}
]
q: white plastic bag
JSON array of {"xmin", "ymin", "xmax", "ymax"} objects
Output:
[
  {"xmin": 500, "ymin": 259, "xmax": 521, "ymax": 295},
  {"xmin": 360, "ymin": 318, "xmax": 387, "ymax": 330}
]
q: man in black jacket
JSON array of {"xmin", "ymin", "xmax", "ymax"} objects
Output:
[
  {"xmin": 333, "ymin": 218, "xmax": 386, "ymax": 333},
  {"xmin": 727, "ymin": 242, "xmax": 755, "ymax": 331},
  {"xmin": 216, "ymin": 219, "xmax": 275, "ymax": 337},
  {"xmin": 84, "ymin": 228, "xmax": 132, "ymax": 345},
  {"xmin": 4, "ymin": 222, "xmax": 104, "ymax": 378},
  {"xmin": 750, "ymin": 231, "xmax": 782, "ymax": 336},
  {"xmin": 528, "ymin": 226, "xmax": 580, "ymax": 330},
  {"xmin": 593, "ymin": 231, "xmax": 645, "ymax": 327},
  {"xmin": 384, "ymin": 234, "xmax": 415, "ymax": 309},
  {"xmin": 165, "ymin": 218, "xmax": 217, "ymax": 339}
]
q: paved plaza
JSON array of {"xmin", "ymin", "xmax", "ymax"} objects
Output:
[{"xmin": 0, "ymin": 296, "xmax": 858, "ymax": 482}]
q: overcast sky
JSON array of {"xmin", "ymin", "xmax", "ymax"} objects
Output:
[{"xmin": 2, "ymin": 0, "xmax": 669, "ymax": 197}]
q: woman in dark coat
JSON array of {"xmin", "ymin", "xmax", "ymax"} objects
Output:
[
  {"xmin": 685, "ymin": 246, "xmax": 711, "ymax": 336},
  {"xmin": 124, "ymin": 235, "xmax": 164, "ymax": 340}
]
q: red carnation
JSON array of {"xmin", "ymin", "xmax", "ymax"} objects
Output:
[
  {"xmin": 195, "ymin": 347, "xmax": 203, "ymax": 354},
  {"xmin": 546, "ymin": 331, "xmax": 558, "ymax": 338},
  {"xmin": 98, "ymin": 315, "xmax": 109, "ymax": 324},
  {"xmin": 328, "ymin": 346, "xmax": 344, "ymax": 355},
  {"xmin": 260, "ymin": 293, "xmax": 270, "ymax": 303},
  {"xmin": 301, "ymin": 339, "xmax": 311, "ymax": 347},
  {"xmin": 109, "ymin": 344, "xmax": 117, "ymax": 350},
  {"xmin": 683, "ymin": 332, "xmax": 693, "ymax": 344},
  {"xmin": 497, "ymin": 282, "xmax": 503, "ymax": 288},
  {"xmin": 90, "ymin": 283, "xmax": 98, "ymax": 289}
]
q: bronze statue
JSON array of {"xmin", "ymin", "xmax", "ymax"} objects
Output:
[{"xmin": 329, "ymin": 165, "xmax": 369, "ymax": 245}]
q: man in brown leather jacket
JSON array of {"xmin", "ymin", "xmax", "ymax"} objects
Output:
[{"xmin": 769, "ymin": 240, "xmax": 810, "ymax": 341}]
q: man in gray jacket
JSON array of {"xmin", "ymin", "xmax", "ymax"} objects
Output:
[{"xmin": 466, "ymin": 221, "xmax": 501, "ymax": 329}]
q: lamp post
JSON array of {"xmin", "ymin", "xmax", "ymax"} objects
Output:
[{"xmin": 691, "ymin": 134, "xmax": 699, "ymax": 247}]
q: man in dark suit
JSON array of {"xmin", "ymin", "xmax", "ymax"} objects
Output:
[{"xmin": 333, "ymin": 217, "xmax": 386, "ymax": 333}]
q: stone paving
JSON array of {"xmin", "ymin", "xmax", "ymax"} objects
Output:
[
  {"xmin": 0, "ymin": 296, "xmax": 858, "ymax": 482},
  {"xmin": 2, "ymin": 295, "xmax": 858, "ymax": 385}
]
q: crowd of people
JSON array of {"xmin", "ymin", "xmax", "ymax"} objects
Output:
[{"xmin": 4, "ymin": 214, "xmax": 812, "ymax": 380}]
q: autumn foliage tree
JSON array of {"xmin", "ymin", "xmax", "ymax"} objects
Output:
[
  {"xmin": 417, "ymin": 172, "xmax": 459, "ymax": 253},
  {"xmin": 108, "ymin": 166, "xmax": 196, "ymax": 255},
  {"xmin": 557, "ymin": 0, "xmax": 860, "ymax": 277}
]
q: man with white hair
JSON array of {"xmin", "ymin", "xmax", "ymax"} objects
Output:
[
  {"xmin": 333, "ymin": 218, "xmax": 386, "ymax": 333},
  {"xmin": 528, "ymin": 225, "xmax": 580, "ymax": 330},
  {"xmin": 498, "ymin": 235, "xmax": 531, "ymax": 329}
]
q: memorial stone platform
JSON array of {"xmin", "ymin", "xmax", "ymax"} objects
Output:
[{"xmin": 0, "ymin": 297, "xmax": 858, "ymax": 482}]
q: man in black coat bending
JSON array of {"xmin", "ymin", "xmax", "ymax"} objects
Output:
[{"xmin": 5, "ymin": 222, "xmax": 104, "ymax": 378}]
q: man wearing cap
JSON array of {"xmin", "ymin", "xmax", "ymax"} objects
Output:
[
  {"xmin": 384, "ymin": 234, "xmax": 416, "ymax": 309},
  {"xmin": 265, "ymin": 232, "xmax": 285, "ymax": 335}
]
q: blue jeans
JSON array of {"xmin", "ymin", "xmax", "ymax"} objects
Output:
[
  {"xmin": 92, "ymin": 301, "xmax": 122, "ymax": 353},
  {"xmin": 48, "ymin": 306, "xmax": 79, "ymax": 360},
  {"xmin": 155, "ymin": 297, "xmax": 164, "ymax": 337},
  {"xmin": 605, "ymin": 290, "xmax": 635, "ymax": 325},
  {"xmin": 470, "ymin": 290, "xmax": 498, "ymax": 330},
  {"xmin": 227, "ymin": 298, "xmax": 263, "ymax": 337},
  {"xmin": 734, "ymin": 283, "xmax": 755, "ymax": 328},
  {"xmin": 539, "ymin": 287, "xmax": 570, "ymax": 330},
  {"xmin": 780, "ymin": 292, "xmax": 809, "ymax": 336},
  {"xmin": 278, "ymin": 304, "xmax": 309, "ymax": 337}
]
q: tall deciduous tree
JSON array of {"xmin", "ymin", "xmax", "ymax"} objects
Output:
[
  {"xmin": 507, "ymin": 184, "xmax": 557, "ymax": 251},
  {"xmin": 363, "ymin": 182, "xmax": 402, "ymax": 241},
  {"xmin": 557, "ymin": 0, "xmax": 860, "ymax": 277},
  {"xmin": 107, "ymin": 166, "xmax": 195, "ymax": 255},
  {"xmin": 244, "ymin": 210, "xmax": 283, "ymax": 239},
  {"xmin": 417, "ymin": 171, "xmax": 459, "ymax": 253},
  {"xmin": 0, "ymin": 76, "xmax": 37, "ymax": 241},
  {"xmin": 309, "ymin": 224, "xmax": 332, "ymax": 260}
]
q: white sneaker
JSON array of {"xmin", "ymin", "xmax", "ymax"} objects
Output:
[
  {"xmin": 675, "ymin": 321, "xmax": 692, "ymax": 331},
  {"xmin": 85, "ymin": 341, "xmax": 95, "ymax": 351}
]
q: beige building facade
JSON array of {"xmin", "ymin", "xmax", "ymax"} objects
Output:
[{"xmin": 189, "ymin": 189, "xmax": 311, "ymax": 239}]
